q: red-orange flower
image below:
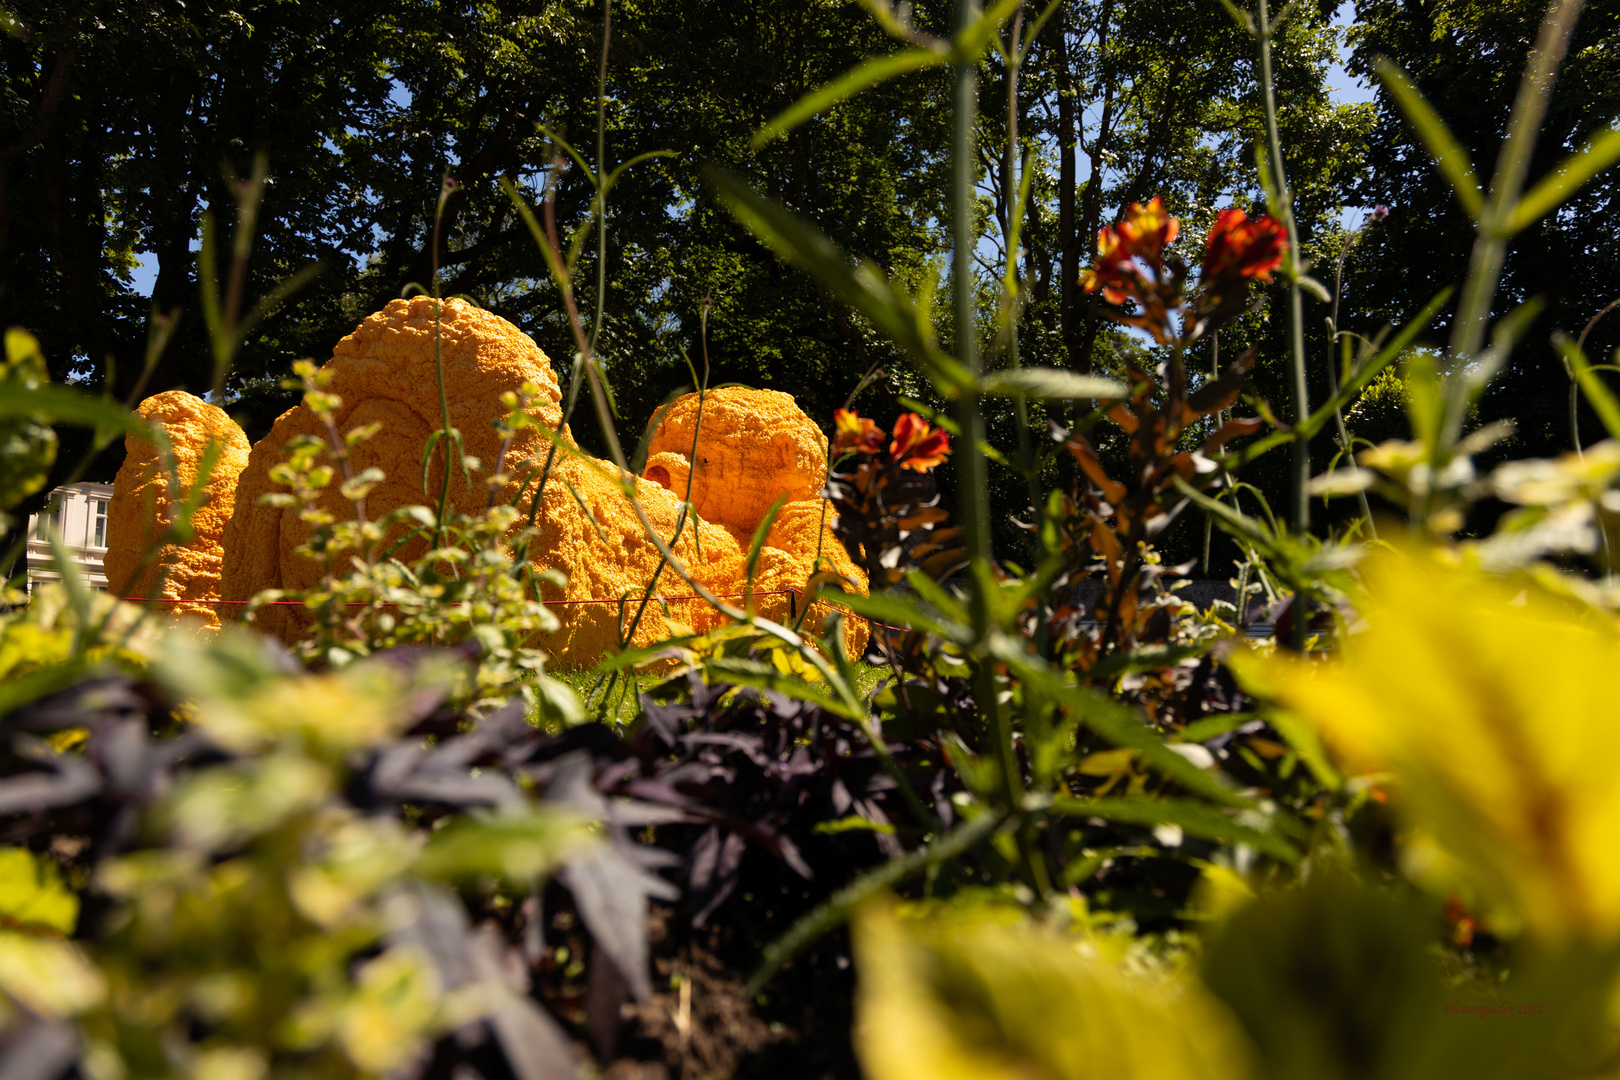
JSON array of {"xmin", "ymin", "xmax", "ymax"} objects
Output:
[
  {"xmin": 889, "ymin": 412, "xmax": 950, "ymax": 472},
  {"xmin": 1202, "ymin": 208, "xmax": 1287, "ymax": 282},
  {"xmin": 1080, "ymin": 228, "xmax": 1139, "ymax": 304},
  {"xmin": 833, "ymin": 408, "xmax": 885, "ymax": 455},
  {"xmin": 1080, "ymin": 197, "xmax": 1181, "ymax": 306},
  {"xmin": 1116, "ymin": 196, "xmax": 1179, "ymax": 260}
]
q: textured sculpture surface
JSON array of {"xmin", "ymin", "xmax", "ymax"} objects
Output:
[
  {"xmin": 641, "ymin": 387, "xmax": 868, "ymax": 654},
  {"xmin": 106, "ymin": 390, "xmax": 252, "ymax": 628},
  {"xmin": 219, "ymin": 297, "xmax": 866, "ymax": 665}
]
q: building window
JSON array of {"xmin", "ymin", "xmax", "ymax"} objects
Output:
[
  {"xmin": 90, "ymin": 499, "xmax": 108, "ymax": 549},
  {"xmin": 33, "ymin": 498, "xmax": 60, "ymax": 540}
]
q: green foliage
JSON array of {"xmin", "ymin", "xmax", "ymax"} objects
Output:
[
  {"xmin": 6, "ymin": 0, "xmax": 1620, "ymax": 1077},
  {"xmin": 0, "ymin": 330, "xmax": 56, "ymax": 523}
]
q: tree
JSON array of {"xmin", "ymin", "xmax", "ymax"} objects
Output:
[{"xmin": 1345, "ymin": 0, "xmax": 1620, "ymax": 461}]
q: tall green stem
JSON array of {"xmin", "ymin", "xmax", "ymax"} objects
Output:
[
  {"xmin": 953, "ymin": 0, "xmax": 1045, "ymax": 895},
  {"xmin": 1004, "ymin": 9, "xmax": 1043, "ymax": 575},
  {"xmin": 1439, "ymin": 0, "xmax": 1582, "ymax": 449},
  {"xmin": 1328, "ymin": 235, "xmax": 1376, "ymax": 539},
  {"xmin": 1255, "ymin": 0, "xmax": 1309, "ymax": 649},
  {"xmin": 591, "ymin": 0, "xmax": 612, "ymax": 356}
]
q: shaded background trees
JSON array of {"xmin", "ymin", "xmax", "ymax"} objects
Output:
[{"xmin": 2, "ymin": 0, "xmax": 1617, "ymax": 564}]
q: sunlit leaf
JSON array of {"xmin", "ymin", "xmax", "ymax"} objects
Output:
[
  {"xmin": 1375, "ymin": 60, "xmax": 1484, "ymax": 221},
  {"xmin": 1049, "ymin": 796, "xmax": 1300, "ymax": 864},
  {"xmin": 415, "ymin": 807, "xmax": 596, "ymax": 884},
  {"xmin": 0, "ymin": 847, "xmax": 78, "ymax": 935},
  {"xmin": 979, "ymin": 368, "xmax": 1128, "ymax": 401},
  {"xmin": 1233, "ymin": 546, "xmax": 1620, "ymax": 942},
  {"xmin": 707, "ymin": 168, "xmax": 974, "ymax": 397},
  {"xmin": 853, "ymin": 900, "xmax": 1255, "ymax": 1080},
  {"xmin": 1507, "ymin": 126, "xmax": 1620, "ymax": 235},
  {"xmin": 753, "ymin": 49, "xmax": 948, "ymax": 147}
]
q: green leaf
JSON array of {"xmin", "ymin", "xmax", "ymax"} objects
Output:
[
  {"xmin": 237, "ymin": 261, "xmax": 325, "ymax": 343},
  {"xmin": 952, "ymin": 0, "xmax": 1024, "ymax": 57},
  {"xmin": 0, "ymin": 847, "xmax": 78, "ymax": 935},
  {"xmin": 415, "ymin": 807, "xmax": 595, "ymax": 884},
  {"xmin": 1556, "ymin": 334, "xmax": 1620, "ymax": 442},
  {"xmin": 1083, "ymin": 642, "xmax": 1210, "ymax": 683},
  {"xmin": 987, "ymin": 636, "xmax": 1251, "ymax": 807},
  {"xmin": 1217, "ymin": 0, "xmax": 1258, "ymax": 36},
  {"xmin": 1178, "ymin": 712, "xmax": 1260, "ymax": 744},
  {"xmin": 0, "ymin": 383, "xmax": 151, "ymax": 438},
  {"xmin": 1049, "ymin": 796, "xmax": 1299, "ymax": 863},
  {"xmin": 822, "ymin": 589, "xmax": 973, "ymax": 646},
  {"xmin": 698, "ymin": 656, "xmax": 859, "ymax": 719},
  {"xmin": 753, "ymin": 49, "xmax": 947, "ymax": 148},
  {"xmin": 706, "ymin": 168, "xmax": 974, "ymax": 397},
  {"xmin": 1507, "ymin": 125, "xmax": 1620, "ymax": 235},
  {"xmin": 980, "ymin": 368, "xmax": 1128, "ymax": 401},
  {"xmin": 534, "ymin": 124, "xmax": 598, "ymax": 188},
  {"xmin": 1263, "ymin": 709, "xmax": 1343, "ymax": 791},
  {"xmin": 1375, "ymin": 60, "xmax": 1485, "ymax": 221},
  {"xmin": 745, "ymin": 493, "xmax": 789, "ymax": 598},
  {"xmin": 603, "ymin": 149, "xmax": 680, "ymax": 192},
  {"xmin": 1220, "ymin": 288, "xmax": 1452, "ymax": 470}
]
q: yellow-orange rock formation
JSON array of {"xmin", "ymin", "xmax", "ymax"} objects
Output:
[
  {"xmin": 223, "ymin": 296, "xmax": 568, "ymax": 644},
  {"xmin": 641, "ymin": 387, "xmax": 869, "ymax": 656},
  {"xmin": 105, "ymin": 390, "xmax": 252, "ymax": 628},
  {"xmin": 220, "ymin": 297, "xmax": 867, "ymax": 666}
]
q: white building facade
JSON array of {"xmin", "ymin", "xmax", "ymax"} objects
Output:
[{"xmin": 23, "ymin": 482, "xmax": 114, "ymax": 593}]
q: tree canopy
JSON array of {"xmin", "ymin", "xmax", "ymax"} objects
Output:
[{"xmin": 3, "ymin": 0, "xmax": 1617, "ymax": 555}]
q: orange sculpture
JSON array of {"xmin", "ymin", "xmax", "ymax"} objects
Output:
[
  {"xmin": 641, "ymin": 387, "xmax": 869, "ymax": 655},
  {"xmin": 105, "ymin": 390, "xmax": 252, "ymax": 628},
  {"xmin": 219, "ymin": 297, "xmax": 866, "ymax": 666}
]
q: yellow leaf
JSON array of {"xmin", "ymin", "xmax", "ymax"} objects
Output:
[
  {"xmin": 0, "ymin": 847, "xmax": 78, "ymax": 935},
  {"xmin": 1077, "ymin": 748, "xmax": 1137, "ymax": 777},
  {"xmin": 337, "ymin": 947, "xmax": 442, "ymax": 1075},
  {"xmin": 852, "ymin": 899, "xmax": 1254, "ymax": 1080},
  {"xmin": 0, "ymin": 931, "xmax": 105, "ymax": 1017},
  {"xmin": 1233, "ymin": 546, "xmax": 1620, "ymax": 943}
]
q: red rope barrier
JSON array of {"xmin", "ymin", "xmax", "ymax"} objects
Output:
[
  {"xmin": 117, "ymin": 588, "xmax": 913, "ymax": 633},
  {"xmin": 118, "ymin": 589, "xmax": 799, "ymax": 607}
]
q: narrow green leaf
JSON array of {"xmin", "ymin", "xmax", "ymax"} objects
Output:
[
  {"xmin": 1178, "ymin": 712, "xmax": 1260, "ymax": 744},
  {"xmin": 953, "ymin": 0, "xmax": 1024, "ymax": 56},
  {"xmin": 237, "ymin": 262, "xmax": 324, "ymax": 342},
  {"xmin": 562, "ymin": 478, "xmax": 611, "ymax": 546},
  {"xmin": 1263, "ymin": 709, "xmax": 1344, "ymax": 791},
  {"xmin": 753, "ymin": 49, "xmax": 947, "ymax": 148},
  {"xmin": 822, "ymin": 589, "xmax": 973, "ymax": 646},
  {"xmin": 0, "ymin": 384, "xmax": 151, "ymax": 438},
  {"xmin": 1217, "ymin": 0, "xmax": 1257, "ymax": 36},
  {"xmin": 1507, "ymin": 125, "xmax": 1620, "ymax": 235},
  {"xmin": 980, "ymin": 368, "xmax": 1128, "ymax": 401},
  {"xmin": 1466, "ymin": 297, "xmax": 1545, "ymax": 400},
  {"xmin": 1174, "ymin": 476, "xmax": 1286, "ymax": 563},
  {"xmin": 1556, "ymin": 334, "xmax": 1620, "ymax": 442},
  {"xmin": 1017, "ymin": 0, "xmax": 1065, "ymax": 63},
  {"xmin": 1083, "ymin": 642, "xmax": 1209, "ymax": 683},
  {"xmin": 701, "ymin": 656, "xmax": 858, "ymax": 719},
  {"xmin": 988, "ymin": 637, "xmax": 1252, "ymax": 807},
  {"xmin": 1219, "ymin": 288, "xmax": 1452, "ymax": 470},
  {"xmin": 1048, "ymin": 796, "xmax": 1300, "ymax": 863},
  {"xmin": 707, "ymin": 168, "xmax": 974, "ymax": 397},
  {"xmin": 1375, "ymin": 60, "xmax": 1485, "ymax": 220},
  {"xmin": 604, "ymin": 149, "xmax": 680, "ymax": 191},
  {"xmin": 743, "ymin": 810, "xmax": 1006, "ymax": 998},
  {"xmin": 745, "ymin": 494, "xmax": 789, "ymax": 601},
  {"xmin": 534, "ymin": 125, "xmax": 598, "ymax": 188}
]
